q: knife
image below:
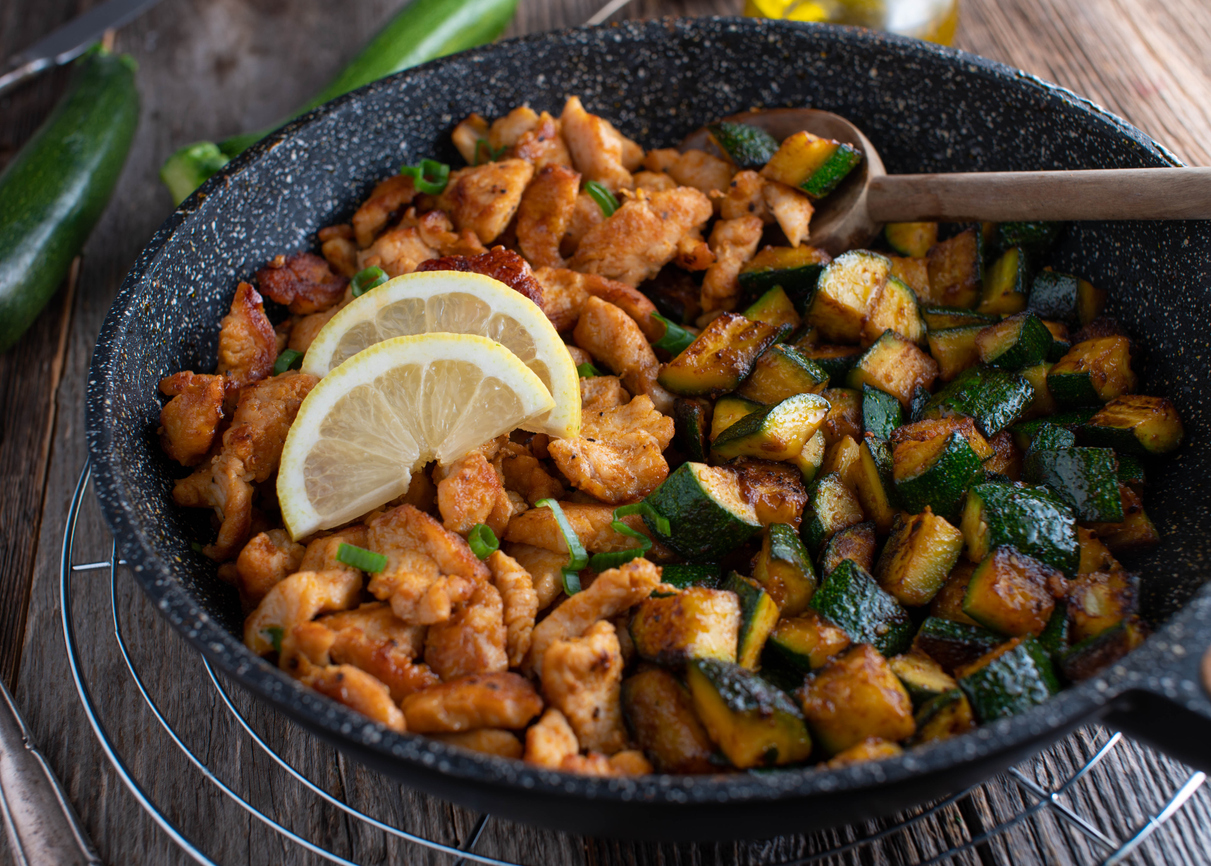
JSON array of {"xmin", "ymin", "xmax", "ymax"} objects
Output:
[{"xmin": 0, "ymin": 0, "xmax": 164, "ymax": 97}]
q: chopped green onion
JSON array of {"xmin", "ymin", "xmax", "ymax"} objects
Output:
[
  {"xmin": 336, "ymin": 542, "xmax": 389, "ymax": 573},
  {"xmin": 535, "ymin": 499, "xmax": 587, "ymax": 595},
  {"xmin": 467, "ymin": 524, "xmax": 499, "ymax": 560},
  {"xmin": 351, "ymin": 265, "xmax": 388, "ymax": 297},
  {"xmin": 263, "ymin": 626, "xmax": 284, "ymax": 654},
  {"xmin": 474, "ymin": 139, "xmax": 508, "ymax": 165},
  {"xmin": 587, "ymin": 502, "xmax": 669, "ymax": 570},
  {"xmin": 615, "ymin": 501, "xmax": 671, "ymax": 536},
  {"xmin": 651, "ymin": 313, "xmax": 696, "ymax": 355},
  {"xmin": 273, "ymin": 349, "xmax": 304, "ymax": 375},
  {"xmin": 576, "ymin": 362, "xmax": 601, "ymax": 378},
  {"xmin": 400, "ymin": 158, "xmax": 450, "ymax": 194},
  {"xmin": 585, "ymin": 180, "xmax": 619, "ymax": 218}
]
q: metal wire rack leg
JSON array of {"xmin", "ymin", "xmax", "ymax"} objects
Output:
[{"xmin": 60, "ymin": 460, "xmax": 1206, "ymax": 865}]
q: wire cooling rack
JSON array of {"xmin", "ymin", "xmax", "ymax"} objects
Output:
[{"xmin": 60, "ymin": 461, "xmax": 1207, "ymax": 866}]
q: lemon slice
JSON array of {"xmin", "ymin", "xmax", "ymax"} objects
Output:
[
  {"xmin": 278, "ymin": 333, "xmax": 555, "ymax": 540},
  {"xmin": 302, "ymin": 271, "xmax": 580, "ymax": 438}
]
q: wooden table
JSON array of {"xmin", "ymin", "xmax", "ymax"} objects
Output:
[{"xmin": 3, "ymin": 0, "xmax": 1211, "ymax": 863}]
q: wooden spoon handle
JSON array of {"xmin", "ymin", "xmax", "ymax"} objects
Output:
[{"xmin": 866, "ymin": 167, "xmax": 1211, "ymax": 222}]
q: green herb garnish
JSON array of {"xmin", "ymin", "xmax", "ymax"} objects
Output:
[
  {"xmin": 474, "ymin": 139, "xmax": 508, "ymax": 165},
  {"xmin": 336, "ymin": 542, "xmax": 388, "ymax": 573},
  {"xmin": 467, "ymin": 524, "xmax": 499, "ymax": 560},
  {"xmin": 585, "ymin": 180, "xmax": 619, "ymax": 218},
  {"xmin": 351, "ymin": 265, "xmax": 388, "ymax": 297},
  {"xmin": 587, "ymin": 502, "xmax": 669, "ymax": 570},
  {"xmin": 273, "ymin": 348, "xmax": 304, "ymax": 375},
  {"xmin": 651, "ymin": 313, "xmax": 696, "ymax": 355},
  {"xmin": 400, "ymin": 158, "xmax": 450, "ymax": 194},
  {"xmin": 576, "ymin": 362, "xmax": 601, "ymax": 378},
  {"xmin": 535, "ymin": 499, "xmax": 587, "ymax": 594},
  {"xmin": 263, "ymin": 626, "xmax": 284, "ymax": 654}
]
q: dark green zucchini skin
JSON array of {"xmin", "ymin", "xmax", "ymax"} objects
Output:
[
  {"xmin": 862, "ymin": 385, "xmax": 903, "ymax": 440},
  {"xmin": 1029, "ymin": 270, "xmax": 1081, "ymax": 323},
  {"xmin": 1010, "ymin": 408, "xmax": 1099, "ymax": 451},
  {"xmin": 661, "ymin": 563, "xmax": 723, "ymax": 589},
  {"xmin": 1022, "ymin": 447, "xmax": 1123, "ymax": 522},
  {"xmin": 958, "ymin": 638, "xmax": 1060, "ymax": 721},
  {"xmin": 913, "ymin": 618, "xmax": 1004, "ymax": 673},
  {"xmin": 808, "ymin": 560, "xmax": 913, "ymax": 656},
  {"xmin": 673, "ymin": 398, "xmax": 710, "ymax": 463},
  {"xmin": 0, "ymin": 48, "xmax": 139, "ymax": 352},
  {"xmin": 965, "ymin": 484, "xmax": 1080, "ymax": 574},
  {"xmin": 708, "ymin": 121, "xmax": 780, "ymax": 169},
  {"xmin": 996, "ymin": 221, "xmax": 1062, "ymax": 258},
  {"xmin": 919, "ymin": 366, "xmax": 1033, "ymax": 436}
]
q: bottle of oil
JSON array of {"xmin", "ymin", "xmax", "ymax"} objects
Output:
[{"xmin": 744, "ymin": 0, "xmax": 959, "ymax": 45}]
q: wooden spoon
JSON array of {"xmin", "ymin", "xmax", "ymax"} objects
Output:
[{"xmin": 682, "ymin": 108, "xmax": 1211, "ymax": 256}]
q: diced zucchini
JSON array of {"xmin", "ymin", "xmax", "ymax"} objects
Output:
[
  {"xmin": 820, "ymin": 387, "xmax": 863, "ymax": 445},
  {"xmin": 734, "ymin": 459, "xmax": 809, "ymax": 527},
  {"xmin": 736, "ymin": 344, "xmax": 829, "ymax": 404},
  {"xmin": 956, "ymin": 637, "xmax": 1060, "ymax": 721},
  {"xmin": 852, "ymin": 436, "xmax": 899, "ymax": 534},
  {"xmin": 762, "ymin": 609, "xmax": 853, "ymax": 674},
  {"xmin": 1047, "ymin": 337, "xmax": 1137, "ymax": 407},
  {"xmin": 808, "ymin": 560, "xmax": 913, "ymax": 656},
  {"xmin": 977, "ymin": 246, "xmax": 1030, "ymax": 316},
  {"xmin": 1080, "ymin": 395, "xmax": 1184, "ymax": 455},
  {"xmin": 847, "ymin": 330, "xmax": 940, "ymax": 408},
  {"xmin": 821, "ymin": 434, "xmax": 863, "ymax": 493},
  {"xmin": 824, "ymin": 738, "xmax": 903, "ymax": 768},
  {"xmin": 687, "ymin": 659, "xmax": 813, "ymax": 768},
  {"xmin": 885, "ymin": 222, "xmax": 938, "ymax": 258},
  {"xmin": 889, "ymin": 650, "xmax": 958, "ymax": 708},
  {"xmin": 708, "ymin": 121, "xmax": 780, "ymax": 170},
  {"xmin": 621, "ymin": 668, "xmax": 716, "ymax": 773},
  {"xmin": 865, "ymin": 276, "xmax": 926, "ymax": 345},
  {"xmin": 724, "ymin": 573, "xmax": 782, "ymax": 670},
  {"xmin": 752, "ymin": 523, "xmax": 817, "ymax": 616},
  {"xmin": 742, "ymin": 286, "xmax": 802, "ymax": 331},
  {"xmin": 1022, "ymin": 447, "xmax": 1123, "ymax": 522},
  {"xmin": 984, "ymin": 430, "xmax": 1022, "ymax": 481},
  {"xmin": 797, "ymin": 644, "xmax": 915, "ymax": 755},
  {"xmin": 800, "ymin": 472, "xmax": 865, "ymax": 554},
  {"xmin": 1009, "ymin": 408, "xmax": 1099, "ymax": 451},
  {"xmin": 919, "ymin": 365, "xmax": 1033, "ymax": 436},
  {"xmin": 711, "ymin": 395, "xmax": 765, "ymax": 442},
  {"xmin": 908, "ymin": 385, "xmax": 932, "ymax": 422},
  {"xmin": 807, "ymin": 250, "xmax": 890, "ymax": 343},
  {"xmin": 1116, "ymin": 453, "xmax": 1146, "ymax": 488},
  {"xmin": 1085, "ymin": 484, "xmax": 1160, "ymax": 555},
  {"xmin": 661, "ymin": 563, "xmax": 722, "ymax": 589},
  {"xmin": 643, "ymin": 462, "xmax": 763, "ymax": 560},
  {"xmin": 888, "ymin": 255, "xmax": 930, "ymax": 299},
  {"xmin": 819, "ymin": 521, "xmax": 877, "ymax": 575},
  {"xmin": 975, "ymin": 312, "xmax": 1054, "ymax": 370},
  {"xmin": 927, "ymin": 325, "xmax": 984, "ymax": 382},
  {"xmin": 892, "ymin": 416, "xmax": 994, "ymax": 454},
  {"xmin": 925, "ymin": 228, "xmax": 983, "ymax": 308},
  {"xmin": 1043, "ymin": 322, "xmax": 1072, "ymax": 363},
  {"xmin": 875, "ymin": 510, "xmax": 965, "ymax": 606},
  {"xmin": 658, "ymin": 312, "xmax": 784, "ymax": 397},
  {"xmin": 922, "ymin": 306, "xmax": 997, "ymax": 331},
  {"xmin": 962, "ymin": 546, "xmax": 1062, "ymax": 637},
  {"xmin": 912, "ymin": 617, "xmax": 1004, "ymax": 673},
  {"xmin": 797, "ymin": 343, "xmax": 864, "ymax": 380},
  {"xmin": 960, "ymin": 483, "xmax": 1080, "ymax": 574},
  {"xmin": 1077, "ymin": 527, "xmax": 1121, "ymax": 575},
  {"xmin": 1065, "ymin": 570, "xmax": 1138, "ymax": 643},
  {"xmin": 1058, "ymin": 618, "xmax": 1147, "ymax": 682},
  {"xmin": 739, "ymin": 245, "xmax": 832, "ymax": 311},
  {"xmin": 863, "ymin": 384, "xmax": 903, "ymax": 440},
  {"xmin": 909, "ymin": 688, "xmax": 976, "ymax": 744},
  {"xmin": 1076, "ymin": 279, "xmax": 1107, "ymax": 327},
  {"xmin": 673, "ymin": 398, "xmax": 710, "ymax": 462},
  {"xmin": 929, "ymin": 561, "xmax": 981, "ymax": 625},
  {"xmin": 760, "ymin": 130, "xmax": 863, "ymax": 199},
  {"xmin": 1028, "ymin": 270, "xmax": 1089, "ymax": 324},
  {"xmin": 1035, "ymin": 602, "xmax": 1071, "ymax": 659},
  {"xmin": 892, "ymin": 432, "xmax": 985, "ymax": 521},
  {"xmin": 790, "ymin": 430, "xmax": 827, "ymax": 483},
  {"xmin": 1019, "ymin": 362, "xmax": 1057, "ymax": 418},
  {"xmin": 629, "ymin": 587, "xmax": 741, "ymax": 664},
  {"xmin": 713, "ymin": 393, "xmax": 830, "ymax": 461},
  {"xmin": 995, "ymin": 221, "xmax": 1061, "ymax": 258}
]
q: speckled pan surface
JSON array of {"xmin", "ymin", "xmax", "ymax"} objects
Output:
[{"xmin": 86, "ymin": 17, "xmax": 1211, "ymax": 840}]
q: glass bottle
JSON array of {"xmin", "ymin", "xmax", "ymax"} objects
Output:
[{"xmin": 743, "ymin": 0, "xmax": 959, "ymax": 46}]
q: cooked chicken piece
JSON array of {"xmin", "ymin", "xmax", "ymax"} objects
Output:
[
  {"xmin": 437, "ymin": 451, "xmax": 513, "ymax": 536},
  {"xmin": 663, "ymin": 149, "xmax": 734, "ymax": 200},
  {"xmin": 560, "ymin": 192, "xmax": 604, "ymax": 258},
  {"xmin": 306, "ymin": 663, "xmax": 407, "ymax": 732},
  {"xmin": 579, "ymin": 275, "xmax": 661, "ymax": 341},
  {"xmin": 221, "ymin": 371, "xmax": 318, "ymax": 483},
  {"xmin": 579, "ymin": 375, "xmax": 630, "ymax": 412},
  {"xmin": 357, "ymin": 225, "xmax": 437, "ymax": 277},
  {"xmin": 235, "ymin": 529, "xmax": 305, "ymax": 608},
  {"xmin": 299, "ymin": 525, "xmax": 369, "ymax": 574},
  {"xmin": 279, "ymin": 620, "xmax": 336, "ymax": 669},
  {"xmin": 492, "ymin": 441, "xmax": 565, "ymax": 504},
  {"xmin": 405, "ymin": 208, "xmax": 488, "ymax": 258},
  {"xmin": 701, "ymin": 215, "xmax": 765, "ymax": 314},
  {"xmin": 431, "ymin": 728, "xmax": 523, "ymax": 759},
  {"xmin": 317, "ymin": 602, "xmax": 438, "ymax": 701},
  {"xmin": 489, "ymin": 106, "xmax": 541, "ymax": 150},
  {"xmin": 256, "ymin": 251, "xmax": 348, "ymax": 314},
  {"xmin": 719, "ymin": 170, "xmax": 770, "ymax": 221},
  {"xmin": 516, "ymin": 165, "xmax": 581, "ymax": 269},
  {"xmin": 674, "ymin": 232, "xmax": 715, "ymax": 271},
  {"xmin": 317, "ymin": 223, "xmax": 354, "ymax": 243},
  {"xmin": 320, "ymin": 234, "xmax": 359, "ymax": 278},
  {"xmin": 505, "ymin": 500, "xmax": 659, "ymax": 557},
  {"xmin": 424, "ymin": 581, "xmax": 509, "ymax": 681},
  {"xmin": 415, "ymin": 247, "xmax": 543, "ymax": 308},
  {"xmin": 560, "ymin": 750, "xmax": 653, "ymax": 776},
  {"xmin": 487, "ymin": 550, "xmax": 539, "ymax": 667},
  {"xmin": 172, "ymin": 451, "xmax": 254, "ymax": 561},
  {"xmin": 352, "ymin": 174, "xmax": 418, "ymax": 248},
  {"xmin": 633, "ymin": 170, "xmax": 678, "ymax": 192},
  {"xmin": 531, "ymin": 267, "xmax": 589, "ymax": 331},
  {"xmin": 569, "ymin": 187, "xmax": 713, "ymax": 287},
  {"xmin": 560, "ymin": 96, "xmax": 641, "ymax": 192},
  {"xmin": 548, "ymin": 395, "xmax": 674, "ymax": 504},
  {"xmin": 244, "ymin": 570, "xmax": 363, "ymax": 655},
  {"xmin": 573, "ymin": 296, "xmax": 674, "ymax": 413},
  {"xmin": 216, "ymin": 282, "xmax": 277, "ymax": 390},
  {"xmin": 158, "ymin": 371, "xmax": 225, "ymax": 466},
  {"xmin": 509, "ymin": 111, "xmax": 572, "ymax": 171},
  {"xmin": 642, "ymin": 148, "xmax": 681, "ymax": 173},
  {"xmin": 436, "ymin": 159, "xmax": 535, "ymax": 244},
  {"xmin": 524, "ymin": 557, "xmax": 661, "ymax": 674},
  {"xmin": 503, "ymin": 543, "xmax": 568, "ymax": 611},
  {"xmin": 401, "ymin": 672, "xmax": 543, "ymax": 733},
  {"xmin": 523, "ymin": 707, "xmax": 579, "ymax": 768},
  {"xmin": 611, "ymin": 612, "xmax": 635, "ymax": 665},
  {"xmin": 452, "ymin": 113, "xmax": 490, "ymax": 165},
  {"xmin": 565, "ymin": 344, "xmax": 592, "ymax": 367},
  {"xmin": 541, "ymin": 619, "xmax": 627, "ymax": 754},
  {"xmin": 287, "ymin": 301, "xmax": 346, "ymax": 353},
  {"xmin": 763, "ymin": 180, "xmax": 814, "ymax": 248}
]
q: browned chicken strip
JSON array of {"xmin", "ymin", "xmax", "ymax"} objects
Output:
[
  {"xmin": 416, "ymin": 247, "xmax": 544, "ymax": 308},
  {"xmin": 172, "ymin": 451, "xmax": 254, "ymax": 561},
  {"xmin": 234, "ymin": 529, "xmax": 305, "ymax": 609},
  {"xmin": 256, "ymin": 251, "xmax": 348, "ymax": 314},
  {"xmin": 216, "ymin": 282, "xmax": 277, "ymax": 390},
  {"xmin": 510, "ymin": 111, "xmax": 573, "ymax": 170},
  {"xmin": 401, "ymin": 672, "xmax": 544, "ymax": 733},
  {"xmin": 560, "ymin": 96, "xmax": 641, "ymax": 192},
  {"xmin": 701, "ymin": 214, "xmax": 765, "ymax": 314},
  {"xmin": 158, "ymin": 371, "xmax": 225, "ymax": 466},
  {"xmin": 573, "ymin": 296, "xmax": 674, "ymax": 413},
  {"xmin": 221, "ymin": 371, "xmax": 317, "ymax": 484},
  {"xmin": 436, "ymin": 159, "xmax": 535, "ymax": 244},
  {"xmin": 516, "ymin": 164, "xmax": 581, "ymax": 269},
  {"xmin": 352, "ymin": 174, "xmax": 418, "ymax": 249},
  {"xmin": 540, "ymin": 619, "xmax": 627, "ymax": 754},
  {"xmin": 424, "ymin": 581, "xmax": 509, "ymax": 681}
]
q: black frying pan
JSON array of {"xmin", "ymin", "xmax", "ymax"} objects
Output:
[{"xmin": 85, "ymin": 17, "xmax": 1211, "ymax": 842}]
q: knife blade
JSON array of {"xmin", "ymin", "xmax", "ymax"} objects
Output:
[{"xmin": 0, "ymin": 0, "xmax": 163, "ymax": 96}]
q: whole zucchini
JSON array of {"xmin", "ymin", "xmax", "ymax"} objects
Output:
[{"xmin": 0, "ymin": 47, "xmax": 138, "ymax": 352}]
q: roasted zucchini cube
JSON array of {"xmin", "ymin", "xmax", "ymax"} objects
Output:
[
  {"xmin": 621, "ymin": 668, "xmax": 716, "ymax": 773},
  {"xmin": 1076, "ymin": 527, "xmax": 1121, "ymax": 576},
  {"xmin": 918, "ymin": 365, "xmax": 1033, "ymax": 436},
  {"xmin": 1084, "ymin": 484, "xmax": 1160, "ymax": 555},
  {"xmin": 752, "ymin": 523, "xmax": 818, "ymax": 617},
  {"xmin": 884, "ymin": 221, "xmax": 938, "ymax": 258},
  {"xmin": 956, "ymin": 637, "xmax": 1060, "ymax": 721},
  {"xmin": 1025, "ymin": 422, "xmax": 1077, "ymax": 453},
  {"xmin": 1022, "ymin": 447, "xmax": 1123, "ymax": 522},
  {"xmin": 909, "ymin": 688, "xmax": 976, "ymax": 744},
  {"xmin": 1010, "ymin": 408, "xmax": 1099, "ymax": 452},
  {"xmin": 660, "ymin": 563, "xmax": 723, "ymax": 590},
  {"xmin": 862, "ymin": 384, "xmax": 903, "ymax": 441},
  {"xmin": 798, "ymin": 344, "xmax": 864, "ymax": 380},
  {"xmin": 760, "ymin": 130, "xmax": 863, "ymax": 199},
  {"xmin": 708, "ymin": 121, "xmax": 780, "ymax": 170},
  {"xmin": 975, "ymin": 312, "xmax": 1054, "ymax": 370},
  {"xmin": 847, "ymin": 330, "xmax": 940, "ymax": 408},
  {"xmin": 927, "ymin": 324, "xmax": 984, "ymax": 382},
  {"xmin": 797, "ymin": 644, "xmax": 916, "ymax": 755},
  {"xmin": 1047, "ymin": 336, "xmax": 1137, "ymax": 407},
  {"xmin": 892, "ymin": 431, "xmax": 985, "ymax": 521},
  {"xmin": 962, "ymin": 546, "xmax": 1063, "ymax": 637},
  {"xmin": 790, "ymin": 430, "xmax": 828, "ymax": 484},
  {"xmin": 713, "ymin": 393, "xmax": 831, "ymax": 461},
  {"xmin": 724, "ymin": 572, "xmax": 782, "ymax": 670},
  {"xmin": 1028, "ymin": 269, "xmax": 1087, "ymax": 324},
  {"xmin": 808, "ymin": 559, "xmax": 914, "ymax": 657},
  {"xmin": 864, "ymin": 276, "xmax": 926, "ymax": 345},
  {"xmin": 741, "ymin": 285, "xmax": 802, "ymax": 332},
  {"xmin": 710, "ymin": 394, "xmax": 764, "ymax": 442},
  {"xmin": 889, "ymin": 255, "xmax": 931, "ymax": 299},
  {"xmin": 889, "ymin": 650, "xmax": 958, "ymax": 708},
  {"xmin": 961, "ymin": 483, "xmax": 1080, "ymax": 574},
  {"xmin": 984, "ymin": 430, "xmax": 1022, "ymax": 481},
  {"xmin": 875, "ymin": 509, "xmax": 965, "ymax": 606},
  {"xmin": 1080, "ymin": 395, "xmax": 1185, "ymax": 455},
  {"xmin": 912, "ymin": 617, "xmax": 1004, "ymax": 674},
  {"xmin": 738, "ymin": 245, "xmax": 832, "ymax": 312},
  {"xmin": 852, "ymin": 436, "xmax": 899, "ymax": 535},
  {"xmin": 736, "ymin": 344, "xmax": 829, "ymax": 404},
  {"xmin": 629, "ymin": 587, "xmax": 742, "ymax": 665},
  {"xmin": 800, "ymin": 472, "xmax": 865, "ymax": 554},
  {"xmin": 819, "ymin": 521, "xmax": 877, "ymax": 576},
  {"xmin": 762, "ymin": 609, "xmax": 852, "ymax": 675},
  {"xmin": 1035, "ymin": 603, "xmax": 1071, "ymax": 658},
  {"xmin": 996, "ymin": 221, "xmax": 1061, "ymax": 259},
  {"xmin": 922, "ymin": 306, "xmax": 997, "ymax": 331},
  {"xmin": 825, "ymin": 737, "xmax": 904, "ymax": 768},
  {"xmin": 1058, "ymin": 618, "xmax": 1147, "ymax": 682},
  {"xmin": 929, "ymin": 561, "xmax": 981, "ymax": 626},
  {"xmin": 1065, "ymin": 569, "xmax": 1139, "ymax": 643},
  {"xmin": 820, "ymin": 387, "xmax": 863, "ymax": 445},
  {"xmin": 658, "ymin": 312, "xmax": 784, "ymax": 397},
  {"xmin": 673, "ymin": 397, "xmax": 711, "ymax": 463},
  {"xmin": 924, "ymin": 227, "xmax": 982, "ymax": 308},
  {"xmin": 977, "ymin": 246, "xmax": 1031, "ymax": 316},
  {"xmin": 821, "ymin": 434, "xmax": 863, "ymax": 492},
  {"xmin": 642, "ymin": 462, "xmax": 762, "ymax": 560},
  {"xmin": 733, "ymin": 458, "xmax": 809, "ymax": 527},
  {"xmin": 807, "ymin": 250, "xmax": 891, "ymax": 343},
  {"xmin": 687, "ymin": 659, "xmax": 812, "ymax": 768},
  {"xmin": 1019, "ymin": 362, "xmax": 1057, "ymax": 418}
]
